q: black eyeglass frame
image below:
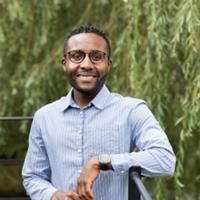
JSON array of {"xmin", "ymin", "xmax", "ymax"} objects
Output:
[{"xmin": 65, "ymin": 50, "xmax": 109, "ymax": 64}]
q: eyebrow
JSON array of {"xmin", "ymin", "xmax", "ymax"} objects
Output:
[{"xmin": 67, "ymin": 49, "xmax": 107, "ymax": 53}]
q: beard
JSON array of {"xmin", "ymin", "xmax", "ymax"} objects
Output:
[{"xmin": 66, "ymin": 72, "xmax": 108, "ymax": 96}]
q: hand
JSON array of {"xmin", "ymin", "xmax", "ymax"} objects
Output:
[
  {"xmin": 51, "ymin": 191, "xmax": 68, "ymax": 200},
  {"xmin": 66, "ymin": 190, "xmax": 80, "ymax": 200},
  {"xmin": 51, "ymin": 190, "xmax": 80, "ymax": 200},
  {"xmin": 76, "ymin": 156, "xmax": 100, "ymax": 200}
]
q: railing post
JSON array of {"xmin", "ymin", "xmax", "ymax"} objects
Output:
[
  {"xmin": 129, "ymin": 166, "xmax": 152, "ymax": 200},
  {"xmin": 129, "ymin": 166, "xmax": 141, "ymax": 200}
]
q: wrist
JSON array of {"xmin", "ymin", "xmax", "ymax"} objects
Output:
[
  {"xmin": 98, "ymin": 154, "xmax": 113, "ymax": 170},
  {"xmin": 87, "ymin": 156, "xmax": 100, "ymax": 170}
]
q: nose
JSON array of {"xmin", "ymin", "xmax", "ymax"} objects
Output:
[{"xmin": 80, "ymin": 54, "xmax": 93, "ymax": 70}]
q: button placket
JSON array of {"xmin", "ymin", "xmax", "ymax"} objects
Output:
[
  {"xmin": 77, "ymin": 149, "xmax": 82, "ymax": 153},
  {"xmin": 77, "ymin": 109, "xmax": 85, "ymax": 168}
]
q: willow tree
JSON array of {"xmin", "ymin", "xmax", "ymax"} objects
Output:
[{"xmin": 0, "ymin": 0, "xmax": 200, "ymax": 199}]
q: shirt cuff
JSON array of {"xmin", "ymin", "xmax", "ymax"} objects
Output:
[
  {"xmin": 111, "ymin": 153, "xmax": 131, "ymax": 175},
  {"xmin": 45, "ymin": 187, "xmax": 58, "ymax": 200}
]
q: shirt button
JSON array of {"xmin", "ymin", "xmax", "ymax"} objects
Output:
[
  {"xmin": 78, "ymin": 130, "xmax": 82, "ymax": 134},
  {"xmin": 78, "ymin": 169, "xmax": 82, "ymax": 173},
  {"xmin": 77, "ymin": 149, "xmax": 82, "ymax": 153},
  {"xmin": 120, "ymin": 170, "xmax": 125, "ymax": 174},
  {"xmin": 80, "ymin": 111, "xmax": 83, "ymax": 115}
]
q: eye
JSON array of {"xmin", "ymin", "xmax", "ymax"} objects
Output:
[
  {"xmin": 91, "ymin": 51, "xmax": 105, "ymax": 61},
  {"xmin": 71, "ymin": 52, "xmax": 82, "ymax": 60},
  {"xmin": 69, "ymin": 51, "xmax": 84, "ymax": 62}
]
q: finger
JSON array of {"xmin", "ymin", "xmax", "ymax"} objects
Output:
[
  {"xmin": 52, "ymin": 191, "xmax": 69, "ymax": 200},
  {"xmin": 80, "ymin": 185, "xmax": 87, "ymax": 200},
  {"xmin": 64, "ymin": 197, "xmax": 71, "ymax": 200},
  {"xmin": 67, "ymin": 191, "xmax": 80, "ymax": 200},
  {"xmin": 84, "ymin": 182, "xmax": 94, "ymax": 200},
  {"xmin": 76, "ymin": 174, "xmax": 93, "ymax": 200},
  {"xmin": 76, "ymin": 179, "xmax": 82, "ymax": 197},
  {"xmin": 77, "ymin": 180, "xmax": 86, "ymax": 200},
  {"xmin": 77, "ymin": 181, "xmax": 89, "ymax": 200},
  {"xmin": 80, "ymin": 181, "xmax": 93, "ymax": 200},
  {"xmin": 68, "ymin": 193, "xmax": 80, "ymax": 200}
]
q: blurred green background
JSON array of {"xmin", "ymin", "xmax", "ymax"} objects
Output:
[{"xmin": 0, "ymin": 0, "xmax": 200, "ymax": 199}]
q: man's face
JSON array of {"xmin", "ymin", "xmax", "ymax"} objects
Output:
[{"xmin": 62, "ymin": 33, "xmax": 112, "ymax": 95}]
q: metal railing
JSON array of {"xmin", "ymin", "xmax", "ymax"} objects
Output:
[
  {"xmin": 0, "ymin": 158, "xmax": 30, "ymax": 200},
  {"xmin": 0, "ymin": 116, "xmax": 152, "ymax": 200},
  {"xmin": 129, "ymin": 167, "xmax": 152, "ymax": 200},
  {"xmin": 0, "ymin": 116, "xmax": 33, "ymax": 121},
  {"xmin": 0, "ymin": 116, "xmax": 32, "ymax": 200}
]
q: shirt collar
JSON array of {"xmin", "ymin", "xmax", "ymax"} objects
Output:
[
  {"xmin": 90, "ymin": 85, "xmax": 110, "ymax": 110},
  {"xmin": 59, "ymin": 85, "xmax": 110, "ymax": 111}
]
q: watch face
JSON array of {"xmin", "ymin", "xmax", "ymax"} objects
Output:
[{"xmin": 99, "ymin": 154, "xmax": 111, "ymax": 164}]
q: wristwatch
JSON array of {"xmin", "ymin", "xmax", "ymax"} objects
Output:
[{"xmin": 98, "ymin": 154, "xmax": 112, "ymax": 170}]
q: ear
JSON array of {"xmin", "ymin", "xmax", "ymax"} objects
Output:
[
  {"xmin": 107, "ymin": 59, "xmax": 112, "ymax": 72},
  {"xmin": 61, "ymin": 57, "xmax": 67, "ymax": 72},
  {"xmin": 61, "ymin": 57, "xmax": 66, "ymax": 65}
]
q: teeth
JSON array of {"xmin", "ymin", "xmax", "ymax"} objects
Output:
[{"xmin": 77, "ymin": 74, "xmax": 96, "ymax": 77}]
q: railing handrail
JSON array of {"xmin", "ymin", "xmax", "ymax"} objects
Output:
[
  {"xmin": 0, "ymin": 198, "xmax": 30, "ymax": 200},
  {"xmin": 0, "ymin": 116, "xmax": 33, "ymax": 121},
  {"xmin": 0, "ymin": 159, "xmax": 24, "ymax": 165}
]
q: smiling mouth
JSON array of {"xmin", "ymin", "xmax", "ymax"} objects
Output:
[{"xmin": 76, "ymin": 74, "xmax": 97, "ymax": 78}]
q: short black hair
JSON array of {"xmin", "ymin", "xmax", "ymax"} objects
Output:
[{"xmin": 63, "ymin": 25, "xmax": 111, "ymax": 58}]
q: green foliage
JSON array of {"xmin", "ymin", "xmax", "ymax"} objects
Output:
[
  {"xmin": 0, "ymin": 165, "xmax": 25, "ymax": 196},
  {"xmin": 0, "ymin": 0, "xmax": 200, "ymax": 198}
]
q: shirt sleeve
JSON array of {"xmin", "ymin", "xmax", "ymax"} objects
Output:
[
  {"xmin": 111, "ymin": 101, "xmax": 176, "ymax": 177},
  {"xmin": 22, "ymin": 113, "xmax": 58, "ymax": 200}
]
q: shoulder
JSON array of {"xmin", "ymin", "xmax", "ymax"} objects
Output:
[
  {"xmin": 109, "ymin": 92, "xmax": 146, "ymax": 110},
  {"xmin": 34, "ymin": 97, "xmax": 65, "ymax": 119}
]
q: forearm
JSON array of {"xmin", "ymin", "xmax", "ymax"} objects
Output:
[
  {"xmin": 111, "ymin": 147, "xmax": 176, "ymax": 177},
  {"xmin": 22, "ymin": 173, "xmax": 57, "ymax": 200}
]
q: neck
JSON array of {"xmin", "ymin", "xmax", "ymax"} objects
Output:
[{"xmin": 72, "ymin": 89, "xmax": 100, "ymax": 108}]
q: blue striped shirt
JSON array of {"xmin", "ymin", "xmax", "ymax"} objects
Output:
[{"xmin": 22, "ymin": 85, "xmax": 176, "ymax": 200}]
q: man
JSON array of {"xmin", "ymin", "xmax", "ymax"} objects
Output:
[{"xmin": 22, "ymin": 25, "xmax": 176, "ymax": 200}]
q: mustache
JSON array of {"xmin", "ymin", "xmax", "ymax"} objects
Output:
[{"xmin": 76, "ymin": 71, "xmax": 99, "ymax": 77}]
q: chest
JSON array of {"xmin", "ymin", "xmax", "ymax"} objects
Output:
[{"xmin": 42, "ymin": 107, "xmax": 134, "ymax": 159}]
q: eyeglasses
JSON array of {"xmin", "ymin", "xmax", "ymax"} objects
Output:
[{"xmin": 66, "ymin": 50, "xmax": 108, "ymax": 64}]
